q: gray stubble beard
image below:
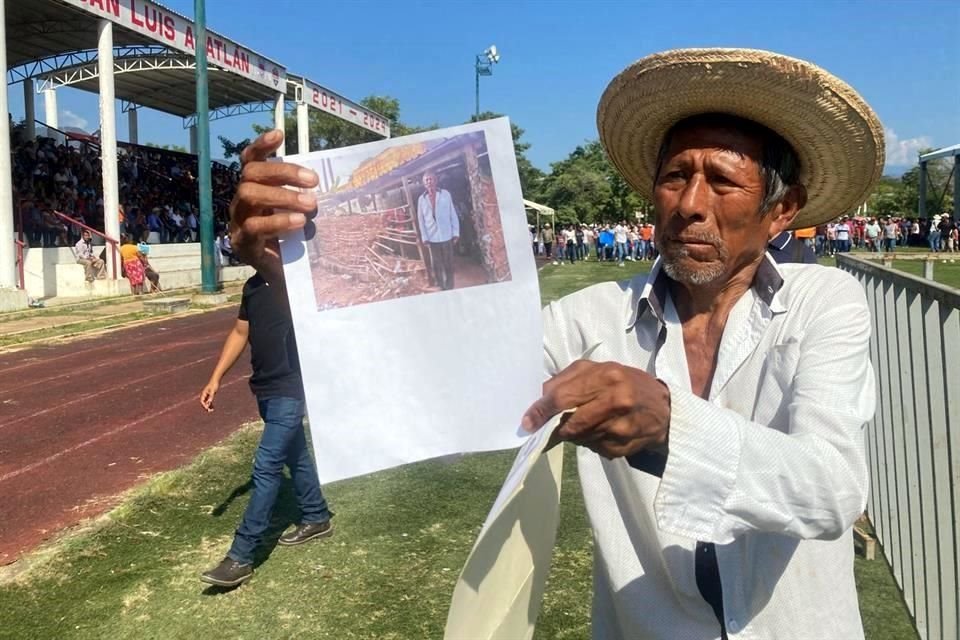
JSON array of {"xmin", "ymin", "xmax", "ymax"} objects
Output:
[{"xmin": 660, "ymin": 241, "xmax": 729, "ymax": 286}]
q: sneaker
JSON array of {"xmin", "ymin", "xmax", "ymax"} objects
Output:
[
  {"xmin": 278, "ymin": 520, "xmax": 334, "ymax": 546},
  {"xmin": 200, "ymin": 557, "xmax": 253, "ymax": 587}
]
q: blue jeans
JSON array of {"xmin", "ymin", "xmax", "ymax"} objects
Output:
[
  {"xmin": 616, "ymin": 242, "xmax": 627, "ymax": 262},
  {"xmin": 929, "ymin": 231, "xmax": 941, "ymax": 252},
  {"xmin": 228, "ymin": 396, "xmax": 330, "ymax": 565}
]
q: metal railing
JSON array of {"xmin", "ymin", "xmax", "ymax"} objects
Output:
[
  {"xmin": 837, "ymin": 254, "xmax": 959, "ymax": 640},
  {"xmin": 53, "ymin": 211, "xmax": 120, "ymax": 280},
  {"xmin": 14, "ymin": 239, "xmax": 26, "ymax": 290},
  {"xmin": 35, "ymin": 120, "xmax": 100, "ymax": 154}
]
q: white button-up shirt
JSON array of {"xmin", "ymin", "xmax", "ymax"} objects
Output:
[
  {"xmin": 417, "ymin": 188, "xmax": 460, "ymax": 243},
  {"xmin": 542, "ymin": 256, "xmax": 875, "ymax": 640}
]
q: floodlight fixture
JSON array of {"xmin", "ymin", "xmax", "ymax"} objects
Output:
[{"xmin": 474, "ymin": 45, "xmax": 502, "ymax": 118}]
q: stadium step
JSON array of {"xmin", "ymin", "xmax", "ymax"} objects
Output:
[{"xmin": 24, "ymin": 243, "xmax": 253, "ymax": 300}]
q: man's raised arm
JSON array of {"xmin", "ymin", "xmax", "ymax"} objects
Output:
[{"xmin": 228, "ymin": 130, "xmax": 319, "ymax": 296}]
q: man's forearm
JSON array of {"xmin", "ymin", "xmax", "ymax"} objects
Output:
[{"xmin": 209, "ymin": 330, "xmax": 247, "ymax": 383}]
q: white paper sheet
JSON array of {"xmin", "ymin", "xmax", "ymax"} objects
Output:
[
  {"xmin": 279, "ymin": 118, "xmax": 543, "ymax": 483},
  {"xmin": 445, "ymin": 418, "xmax": 564, "ymax": 640}
]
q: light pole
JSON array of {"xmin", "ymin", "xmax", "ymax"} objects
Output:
[{"xmin": 474, "ymin": 45, "xmax": 500, "ymax": 119}]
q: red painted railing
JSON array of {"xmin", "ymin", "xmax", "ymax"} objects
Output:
[{"xmin": 14, "ymin": 239, "xmax": 26, "ymax": 290}]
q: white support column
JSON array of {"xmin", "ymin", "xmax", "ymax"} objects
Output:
[
  {"xmin": 128, "ymin": 107, "xmax": 138, "ymax": 145},
  {"xmin": 274, "ymin": 92, "xmax": 285, "ymax": 157},
  {"xmin": 23, "ymin": 78, "xmax": 35, "ymax": 139},
  {"xmin": 43, "ymin": 88, "xmax": 58, "ymax": 130},
  {"xmin": 297, "ymin": 100, "xmax": 309, "ymax": 154},
  {"xmin": 98, "ymin": 19, "xmax": 120, "ymax": 276},
  {"xmin": 0, "ymin": 0, "xmax": 17, "ymax": 289},
  {"xmin": 189, "ymin": 124, "xmax": 197, "ymax": 154}
]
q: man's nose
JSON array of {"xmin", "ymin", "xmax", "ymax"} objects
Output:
[{"xmin": 675, "ymin": 174, "xmax": 710, "ymax": 222}]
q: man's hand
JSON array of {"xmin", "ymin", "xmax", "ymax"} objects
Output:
[
  {"xmin": 229, "ymin": 129, "xmax": 319, "ymax": 285},
  {"xmin": 200, "ymin": 381, "xmax": 219, "ymax": 412},
  {"xmin": 520, "ymin": 361, "xmax": 671, "ymax": 459}
]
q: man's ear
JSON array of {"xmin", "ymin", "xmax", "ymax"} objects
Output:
[{"xmin": 768, "ymin": 185, "xmax": 807, "ymax": 235}]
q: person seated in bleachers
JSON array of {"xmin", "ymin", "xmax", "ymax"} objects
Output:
[
  {"xmin": 73, "ymin": 229, "xmax": 106, "ymax": 282},
  {"xmin": 217, "ymin": 232, "xmax": 241, "ymax": 266},
  {"xmin": 137, "ymin": 240, "xmax": 162, "ymax": 292}
]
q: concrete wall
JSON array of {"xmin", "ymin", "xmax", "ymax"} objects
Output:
[{"xmin": 21, "ymin": 242, "xmax": 253, "ymax": 300}]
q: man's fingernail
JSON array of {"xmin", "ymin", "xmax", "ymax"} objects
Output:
[
  {"xmin": 520, "ymin": 415, "xmax": 534, "ymax": 432},
  {"xmin": 268, "ymin": 129, "xmax": 282, "ymax": 142},
  {"xmin": 298, "ymin": 168, "xmax": 316, "ymax": 183},
  {"xmin": 297, "ymin": 192, "xmax": 316, "ymax": 207},
  {"xmin": 289, "ymin": 213, "xmax": 306, "ymax": 225}
]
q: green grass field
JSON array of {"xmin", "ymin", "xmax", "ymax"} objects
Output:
[
  {"xmin": 0, "ymin": 257, "xmax": 919, "ymax": 640},
  {"xmin": 823, "ymin": 247, "xmax": 960, "ymax": 289},
  {"xmin": 891, "ymin": 258, "xmax": 960, "ymax": 289}
]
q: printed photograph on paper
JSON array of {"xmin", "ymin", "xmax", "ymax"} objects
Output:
[{"xmin": 298, "ymin": 129, "xmax": 513, "ymax": 311}]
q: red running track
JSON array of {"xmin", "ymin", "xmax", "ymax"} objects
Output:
[{"xmin": 0, "ymin": 307, "xmax": 257, "ymax": 566}]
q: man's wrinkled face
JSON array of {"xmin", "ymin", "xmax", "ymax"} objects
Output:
[
  {"xmin": 423, "ymin": 173, "xmax": 437, "ymax": 193},
  {"xmin": 653, "ymin": 124, "xmax": 789, "ymax": 286}
]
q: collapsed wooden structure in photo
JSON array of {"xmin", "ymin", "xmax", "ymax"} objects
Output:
[{"xmin": 307, "ymin": 132, "xmax": 509, "ymax": 301}]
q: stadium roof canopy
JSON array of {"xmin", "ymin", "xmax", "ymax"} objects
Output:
[
  {"xmin": 6, "ymin": 0, "xmax": 288, "ymax": 118},
  {"xmin": 0, "ymin": 0, "xmax": 389, "ymax": 294}
]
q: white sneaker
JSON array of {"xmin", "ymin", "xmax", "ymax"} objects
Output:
[
  {"xmin": 552, "ymin": 261, "xmax": 559, "ymax": 265},
  {"xmin": 618, "ymin": 262, "xmax": 625, "ymax": 267}
]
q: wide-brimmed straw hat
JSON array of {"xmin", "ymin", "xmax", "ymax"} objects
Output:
[{"xmin": 597, "ymin": 48, "xmax": 885, "ymax": 230}]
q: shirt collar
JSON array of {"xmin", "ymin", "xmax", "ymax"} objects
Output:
[
  {"xmin": 769, "ymin": 231, "xmax": 791, "ymax": 250},
  {"xmin": 626, "ymin": 254, "xmax": 786, "ymax": 330}
]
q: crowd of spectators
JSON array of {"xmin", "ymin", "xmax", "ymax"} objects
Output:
[
  {"xmin": 813, "ymin": 214, "xmax": 958, "ymax": 256},
  {"xmin": 11, "ymin": 131, "xmax": 239, "ymax": 249},
  {"xmin": 530, "ymin": 213, "xmax": 958, "ymax": 267},
  {"xmin": 531, "ymin": 221, "xmax": 658, "ymax": 267}
]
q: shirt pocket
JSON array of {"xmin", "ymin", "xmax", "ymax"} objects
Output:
[{"xmin": 752, "ymin": 339, "xmax": 803, "ymax": 428}]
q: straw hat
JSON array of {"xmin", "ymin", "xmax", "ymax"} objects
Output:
[{"xmin": 597, "ymin": 48, "xmax": 885, "ymax": 229}]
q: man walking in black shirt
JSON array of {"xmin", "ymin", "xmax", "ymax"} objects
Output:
[{"xmin": 198, "ymin": 274, "xmax": 332, "ymax": 587}]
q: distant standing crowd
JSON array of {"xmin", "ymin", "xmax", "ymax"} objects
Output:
[
  {"xmin": 531, "ymin": 221, "xmax": 657, "ymax": 267},
  {"xmin": 813, "ymin": 213, "xmax": 958, "ymax": 256}
]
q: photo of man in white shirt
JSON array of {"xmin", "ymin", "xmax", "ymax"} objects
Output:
[{"xmin": 417, "ymin": 170, "xmax": 460, "ymax": 290}]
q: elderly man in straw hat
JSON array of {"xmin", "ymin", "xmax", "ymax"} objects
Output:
[{"xmin": 225, "ymin": 47, "xmax": 882, "ymax": 639}]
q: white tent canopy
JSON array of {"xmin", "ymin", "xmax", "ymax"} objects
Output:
[
  {"xmin": 523, "ymin": 199, "xmax": 554, "ymax": 217},
  {"xmin": 523, "ymin": 199, "xmax": 554, "ymax": 233}
]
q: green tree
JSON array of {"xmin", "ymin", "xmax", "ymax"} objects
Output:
[
  {"xmin": 865, "ymin": 152, "xmax": 955, "ymax": 219},
  {"xmin": 538, "ymin": 140, "xmax": 649, "ymax": 224},
  {"xmin": 468, "ymin": 111, "xmax": 545, "ymax": 200},
  {"xmin": 868, "ymin": 176, "xmax": 908, "ymax": 217},
  {"xmin": 898, "ymin": 152, "xmax": 955, "ymax": 218},
  {"xmin": 218, "ymin": 135, "xmax": 251, "ymax": 159}
]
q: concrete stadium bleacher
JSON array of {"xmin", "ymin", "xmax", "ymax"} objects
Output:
[{"xmin": 23, "ymin": 242, "xmax": 253, "ymax": 300}]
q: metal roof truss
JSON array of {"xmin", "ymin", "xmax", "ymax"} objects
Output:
[
  {"xmin": 36, "ymin": 50, "xmax": 194, "ymax": 92},
  {"xmin": 7, "ymin": 45, "xmax": 168, "ymax": 84}
]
